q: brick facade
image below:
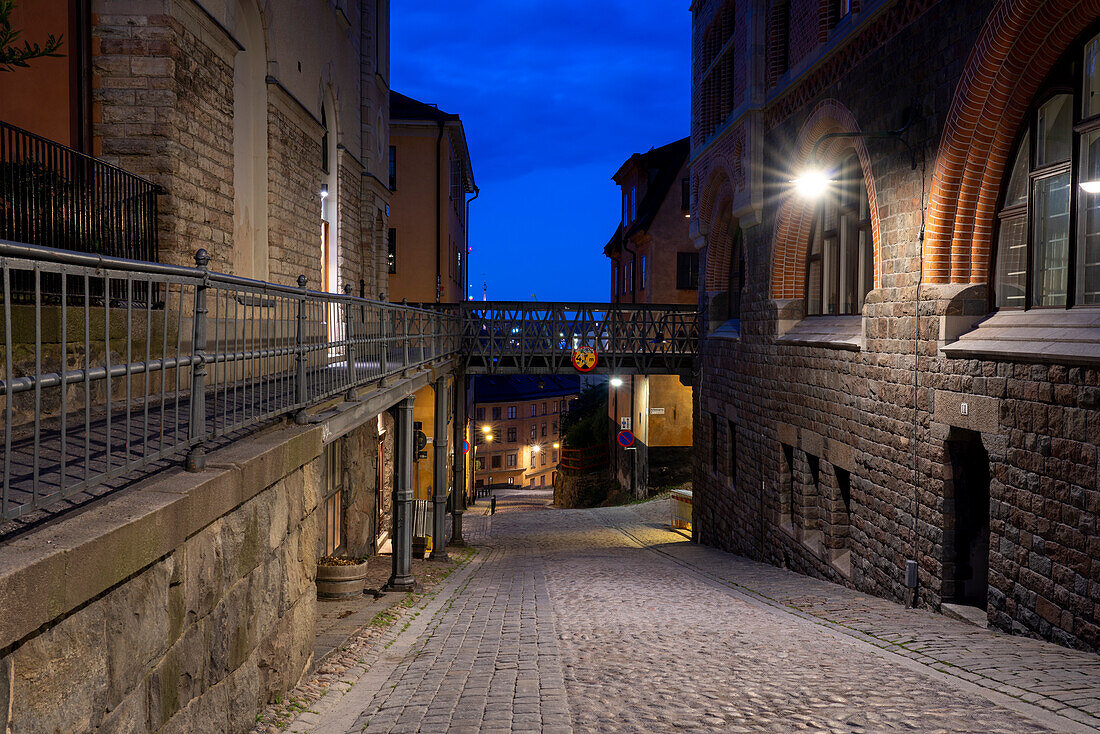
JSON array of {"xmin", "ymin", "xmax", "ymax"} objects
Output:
[{"xmin": 691, "ymin": 0, "xmax": 1100, "ymax": 651}]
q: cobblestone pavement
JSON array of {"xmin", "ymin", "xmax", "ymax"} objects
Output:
[{"xmin": 295, "ymin": 492, "xmax": 1098, "ymax": 733}]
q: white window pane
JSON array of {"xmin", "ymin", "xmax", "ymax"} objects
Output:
[
  {"xmin": 1032, "ymin": 173, "xmax": 1071, "ymax": 306},
  {"xmin": 807, "ymin": 259, "xmax": 822, "ymax": 315},
  {"xmin": 823, "ymin": 236, "xmax": 838, "ymax": 315},
  {"xmin": 1004, "ymin": 132, "xmax": 1030, "ymax": 208},
  {"xmin": 1078, "ymin": 130, "xmax": 1100, "ymax": 304},
  {"xmin": 995, "ymin": 215, "xmax": 1027, "ymax": 308},
  {"xmin": 1085, "ymin": 34, "xmax": 1100, "ymax": 119},
  {"xmin": 1036, "ymin": 94, "xmax": 1072, "ymax": 167}
]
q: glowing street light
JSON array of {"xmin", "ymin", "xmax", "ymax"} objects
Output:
[
  {"xmin": 790, "ymin": 168, "xmax": 832, "ymax": 199},
  {"xmin": 610, "ymin": 377, "xmax": 623, "ymax": 388},
  {"xmin": 552, "ymin": 442, "xmax": 560, "ymax": 449},
  {"xmin": 481, "ymin": 425, "xmax": 491, "ymax": 433},
  {"xmin": 531, "ymin": 444, "xmax": 541, "ymax": 453}
]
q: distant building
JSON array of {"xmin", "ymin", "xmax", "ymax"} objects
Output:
[
  {"xmin": 387, "ymin": 91, "xmax": 476, "ymax": 304},
  {"xmin": 472, "ymin": 377, "xmax": 580, "ymax": 489},
  {"xmin": 604, "ymin": 138, "xmax": 695, "ymax": 497}
]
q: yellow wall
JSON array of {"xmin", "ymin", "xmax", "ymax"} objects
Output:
[
  {"xmin": 387, "ymin": 124, "xmax": 466, "ymax": 303},
  {"xmin": 410, "ymin": 381, "xmax": 454, "ymax": 503},
  {"xmin": 609, "ymin": 375, "xmax": 693, "ymax": 448}
]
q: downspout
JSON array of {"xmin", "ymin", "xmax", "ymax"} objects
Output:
[
  {"xmin": 621, "ymin": 233, "xmax": 638, "ymax": 496},
  {"xmin": 435, "ymin": 119, "xmax": 444, "ymax": 303},
  {"xmin": 464, "ymin": 185, "xmax": 479, "ymax": 302}
]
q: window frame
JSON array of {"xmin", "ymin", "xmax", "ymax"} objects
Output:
[{"xmin": 991, "ymin": 36, "xmax": 1100, "ymax": 311}]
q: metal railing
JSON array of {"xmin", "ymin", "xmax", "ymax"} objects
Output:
[
  {"xmin": 459, "ymin": 301, "xmax": 698, "ymax": 374},
  {"xmin": 0, "ymin": 121, "xmax": 160, "ymax": 304},
  {"xmin": 0, "ymin": 240, "xmax": 459, "ymax": 524},
  {"xmin": 559, "ymin": 444, "xmax": 609, "ymax": 472}
]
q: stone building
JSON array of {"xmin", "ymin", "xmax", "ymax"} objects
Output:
[
  {"xmin": 604, "ymin": 138, "xmax": 696, "ymax": 496},
  {"xmin": 690, "ymin": 0, "xmax": 1100, "ymax": 650},
  {"xmin": 472, "ymin": 376, "xmax": 579, "ymax": 489}
]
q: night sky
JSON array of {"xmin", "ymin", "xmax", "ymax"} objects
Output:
[{"xmin": 391, "ymin": 2, "xmax": 690, "ymax": 303}]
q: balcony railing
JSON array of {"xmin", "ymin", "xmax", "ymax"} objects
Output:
[
  {"xmin": 0, "ymin": 121, "xmax": 160, "ymax": 304},
  {"xmin": 0, "ymin": 240, "xmax": 459, "ymax": 528}
]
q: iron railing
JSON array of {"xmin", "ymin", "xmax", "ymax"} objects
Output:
[
  {"xmin": 459, "ymin": 301, "xmax": 698, "ymax": 374},
  {"xmin": 559, "ymin": 444, "xmax": 609, "ymax": 472},
  {"xmin": 0, "ymin": 240, "xmax": 459, "ymax": 525},
  {"xmin": 0, "ymin": 121, "xmax": 160, "ymax": 304}
]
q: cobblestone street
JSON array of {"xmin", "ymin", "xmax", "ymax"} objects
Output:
[{"xmin": 289, "ymin": 490, "xmax": 1100, "ymax": 733}]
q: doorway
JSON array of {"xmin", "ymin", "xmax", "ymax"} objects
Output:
[{"xmin": 945, "ymin": 429, "xmax": 990, "ymax": 608}]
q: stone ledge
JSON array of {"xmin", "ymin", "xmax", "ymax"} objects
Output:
[
  {"xmin": 0, "ymin": 423, "xmax": 323, "ymax": 652},
  {"xmin": 776, "ymin": 315, "xmax": 862, "ymax": 351},
  {"xmin": 941, "ymin": 309, "xmax": 1100, "ymax": 366}
]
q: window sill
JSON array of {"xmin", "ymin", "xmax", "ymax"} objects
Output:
[
  {"xmin": 940, "ymin": 308, "xmax": 1100, "ymax": 366},
  {"xmin": 776, "ymin": 315, "xmax": 861, "ymax": 351},
  {"xmin": 710, "ymin": 319, "xmax": 740, "ymax": 340}
]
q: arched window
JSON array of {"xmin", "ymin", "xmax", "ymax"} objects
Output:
[
  {"xmin": 698, "ymin": 1, "xmax": 736, "ymax": 140},
  {"xmin": 231, "ymin": 0, "xmax": 268, "ymax": 279},
  {"xmin": 993, "ymin": 30, "xmax": 1100, "ymax": 309},
  {"xmin": 805, "ymin": 154, "xmax": 872, "ymax": 315},
  {"xmin": 320, "ymin": 96, "xmax": 339, "ymax": 294}
]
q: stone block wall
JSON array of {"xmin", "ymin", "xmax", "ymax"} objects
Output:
[
  {"xmin": 0, "ymin": 423, "xmax": 330, "ymax": 733},
  {"xmin": 691, "ymin": 0, "xmax": 1100, "ymax": 651}
]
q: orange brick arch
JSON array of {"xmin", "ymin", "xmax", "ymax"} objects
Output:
[
  {"xmin": 924, "ymin": 0, "xmax": 1100, "ymax": 284},
  {"xmin": 698, "ymin": 163, "xmax": 737, "ymax": 292},
  {"xmin": 770, "ymin": 100, "xmax": 881, "ymax": 299}
]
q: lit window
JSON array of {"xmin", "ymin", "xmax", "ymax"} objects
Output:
[
  {"xmin": 508, "ymin": 406, "xmax": 517, "ymax": 419},
  {"xmin": 323, "ymin": 441, "xmax": 344, "ymax": 556},
  {"xmin": 640, "ymin": 254, "xmax": 647, "ymax": 290},
  {"xmin": 994, "ymin": 32, "xmax": 1100, "ymax": 308},
  {"xmin": 507, "ymin": 453, "xmax": 517, "ymax": 467},
  {"xmin": 805, "ymin": 154, "xmax": 872, "ymax": 315}
]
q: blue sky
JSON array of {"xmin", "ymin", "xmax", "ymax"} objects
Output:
[{"xmin": 391, "ymin": 1, "xmax": 691, "ymax": 302}]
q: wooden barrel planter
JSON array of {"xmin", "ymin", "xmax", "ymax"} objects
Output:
[{"xmin": 316, "ymin": 557, "xmax": 369, "ymax": 599}]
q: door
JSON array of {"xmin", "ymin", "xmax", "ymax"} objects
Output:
[{"xmin": 946, "ymin": 431, "xmax": 991, "ymax": 608}]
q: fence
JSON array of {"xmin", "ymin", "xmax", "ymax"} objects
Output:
[
  {"xmin": 0, "ymin": 122, "xmax": 160, "ymax": 305},
  {"xmin": 0, "ymin": 240, "xmax": 459, "ymax": 524},
  {"xmin": 559, "ymin": 444, "xmax": 609, "ymax": 472}
]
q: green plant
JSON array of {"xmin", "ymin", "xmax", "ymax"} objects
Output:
[{"xmin": 0, "ymin": 0, "xmax": 63, "ymax": 72}]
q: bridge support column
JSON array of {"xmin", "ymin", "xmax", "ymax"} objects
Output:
[
  {"xmin": 430, "ymin": 377, "xmax": 450, "ymax": 561},
  {"xmin": 449, "ymin": 372, "xmax": 467, "ymax": 547},
  {"xmin": 387, "ymin": 396, "xmax": 416, "ymax": 591}
]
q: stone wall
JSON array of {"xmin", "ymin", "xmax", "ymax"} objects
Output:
[
  {"xmin": 691, "ymin": 0, "xmax": 1100, "ymax": 652},
  {"xmin": 0, "ymin": 423, "xmax": 329, "ymax": 733}
]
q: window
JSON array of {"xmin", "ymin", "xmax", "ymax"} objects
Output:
[
  {"xmin": 552, "ymin": 420, "xmax": 558, "ymax": 434},
  {"xmin": 531, "ymin": 404, "xmax": 538, "ymax": 417},
  {"xmin": 541, "ymin": 452, "xmax": 546, "ymax": 466},
  {"xmin": 323, "ymin": 441, "xmax": 343, "ymax": 556},
  {"xmin": 552, "ymin": 449, "xmax": 559, "ymax": 462},
  {"xmin": 806, "ymin": 154, "xmax": 872, "ymax": 315},
  {"xmin": 507, "ymin": 477, "xmax": 514, "ymax": 485},
  {"xmin": 612, "ymin": 264, "xmax": 619, "ymax": 296},
  {"xmin": 475, "ymin": 457, "xmax": 485, "ymax": 471},
  {"xmin": 682, "ymin": 177, "xmax": 691, "ymax": 210},
  {"xmin": 508, "ymin": 406, "xmax": 517, "ymax": 419},
  {"xmin": 831, "ymin": 0, "xmax": 851, "ymax": 26},
  {"xmin": 540, "ymin": 475, "xmax": 546, "ymax": 486},
  {"xmin": 507, "ymin": 453, "xmax": 517, "ymax": 467},
  {"xmin": 542, "ymin": 402, "xmax": 548, "ymax": 415},
  {"xmin": 507, "ymin": 427, "xmax": 517, "ymax": 443},
  {"xmin": 625, "ymin": 260, "xmax": 634, "ymax": 293},
  {"xmin": 767, "ymin": 0, "xmax": 791, "ymax": 83},
  {"xmin": 530, "ymin": 425, "xmax": 537, "ymax": 440},
  {"xmin": 321, "ymin": 106, "xmax": 330, "ymax": 174},
  {"xmin": 476, "ymin": 407, "xmax": 485, "ymax": 420},
  {"xmin": 699, "ymin": 1, "xmax": 736, "ymax": 139},
  {"xmin": 491, "ymin": 455, "xmax": 502, "ymax": 469},
  {"xmin": 677, "ymin": 252, "xmax": 700, "ymax": 289},
  {"xmin": 727, "ymin": 226, "xmax": 745, "ymax": 320},
  {"xmin": 492, "ymin": 407, "xmax": 501, "ymax": 420},
  {"xmin": 993, "ymin": 32, "xmax": 1100, "ymax": 308},
  {"xmin": 388, "ymin": 229, "xmax": 397, "ymax": 274},
  {"xmin": 541, "ymin": 423, "xmax": 547, "ymax": 437},
  {"xmin": 388, "ymin": 145, "xmax": 397, "ymax": 189},
  {"xmin": 640, "ymin": 255, "xmax": 647, "ymax": 290}
]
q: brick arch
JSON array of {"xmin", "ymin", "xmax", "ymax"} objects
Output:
[
  {"xmin": 770, "ymin": 100, "xmax": 882, "ymax": 299},
  {"xmin": 698, "ymin": 165, "xmax": 736, "ymax": 291},
  {"xmin": 924, "ymin": 0, "xmax": 1100, "ymax": 284}
]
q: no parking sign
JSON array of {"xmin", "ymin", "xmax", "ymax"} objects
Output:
[{"xmin": 617, "ymin": 430, "xmax": 634, "ymax": 448}]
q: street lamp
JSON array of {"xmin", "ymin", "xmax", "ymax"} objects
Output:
[
  {"xmin": 552, "ymin": 442, "xmax": 560, "ymax": 449},
  {"xmin": 610, "ymin": 377, "xmax": 623, "ymax": 388},
  {"xmin": 531, "ymin": 444, "xmax": 540, "ymax": 453},
  {"xmin": 481, "ymin": 425, "xmax": 491, "ymax": 433}
]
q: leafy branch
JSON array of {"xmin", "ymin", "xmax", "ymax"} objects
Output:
[{"xmin": 0, "ymin": 0, "xmax": 63, "ymax": 72}]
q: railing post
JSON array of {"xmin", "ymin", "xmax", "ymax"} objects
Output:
[
  {"xmin": 430, "ymin": 376, "xmax": 449, "ymax": 561},
  {"xmin": 379, "ymin": 302, "xmax": 389, "ymax": 376},
  {"xmin": 402, "ymin": 298, "xmax": 410, "ymax": 370},
  {"xmin": 294, "ymin": 275, "xmax": 308, "ymax": 424},
  {"xmin": 343, "ymin": 283, "xmax": 357, "ymax": 400},
  {"xmin": 185, "ymin": 249, "xmax": 210, "ymax": 472}
]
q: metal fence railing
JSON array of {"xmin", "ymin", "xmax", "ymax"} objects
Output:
[
  {"xmin": 0, "ymin": 240, "xmax": 459, "ymax": 524},
  {"xmin": 0, "ymin": 122, "xmax": 160, "ymax": 305}
]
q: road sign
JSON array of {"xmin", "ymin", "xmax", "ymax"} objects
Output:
[
  {"xmin": 462, "ymin": 439, "xmax": 470, "ymax": 454},
  {"xmin": 620, "ymin": 416, "xmax": 631, "ymax": 430},
  {"xmin": 414, "ymin": 430, "xmax": 427, "ymax": 452},
  {"xmin": 571, "ymin": 346, "xmax": 598, "ymax": 372},
  {"xmin": 617, "ymin": 430, "xmax": 634, "ymax": 448}
]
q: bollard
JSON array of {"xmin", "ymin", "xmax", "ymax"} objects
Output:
[{"xmin": 490, "ymin": 495, "xmax": 496, "ymax": 515}]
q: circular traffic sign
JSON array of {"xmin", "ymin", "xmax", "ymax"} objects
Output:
[
  {"xmin": 414, "ymin": 430, "xmax": 428, "ymax": 452},
  {"xmin": 462, "ymin": 439, "xmax": 470, "ymax": 454},
  {"xmin": 617, "ymin": 430, "xmax": 634, "ymax": 448},
  {"xmin": 572, "ymin": 346, "xmax": 598, "ymax": 372}
]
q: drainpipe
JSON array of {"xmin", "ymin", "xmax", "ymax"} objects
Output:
[
  {"xmin": 464, "ymin": 185, "xmax": 479, "ymax": 302},
  {"xmin": 621, "ymin": 235, "xmax": 638, "ymax": 496},
  {"xmin": 435, "ymin": 119, "xmax": 444, "ymax": 303}
]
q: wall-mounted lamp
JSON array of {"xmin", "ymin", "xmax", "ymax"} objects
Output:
[
  {"xmin": 552, "ymin": 442, "xmax": 560, "ymax": 449},
  {"xmin": 320, "ymin": 184, "xmax": 329, "ymax": 199},
  {"xmin": 1081, "ymin": 180, "xmax": 1100, "ymax": 194},
  {"xmin": 531, "ymin": 444, "xmax": 540, "ymax": 453},
  {"xmin": 481, "ymin": 424, "xmax": 491, "ymax": 433},
  {"xmin": 610, "ymin": 377, "xmax": 624, "ymax": 388}
]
